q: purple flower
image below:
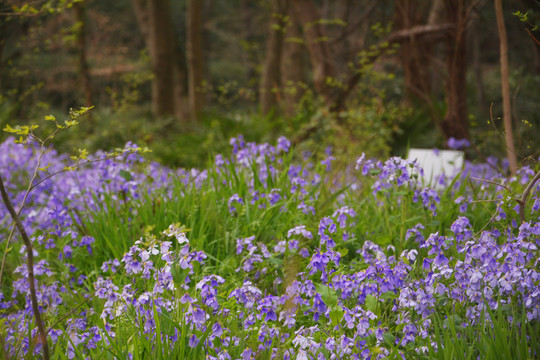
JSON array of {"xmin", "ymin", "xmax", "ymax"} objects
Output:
[
  {"xmin": 434, "ymin": 253, "xmax": 449, "ymax": 267},
  {"xmin": 268, "ymin": 189, "xmax": 282, "ymax": 205},
  {"xmin": 63, "ymin": 245, "xmax": 73, "ymax": 259},
  {"xmin": 318, "ymin": 217, "xmax": 336, "ymax": 236},
  {"xmin": 230, "ymin": 135, "xmax": 245, "ymax": 154},
  {"xmin": 240, "ymin": 348, "xmax": 255, "ymax": 360},
  {"xmin": 192, "ymin": 306, "xmax": 206, "ymax": 325},
  {"xmin": 287, "ymin": 225, "xmax": 313, "ymax": 240},
  {"xmin": 447, "ymin": 137, "xmax": 470, "ymax": 150},
  {"xmin": 228, "ymin": 194, "xmax": 244, "ymax": 215},
  {"xmin": 212, "ymin": 322, "xmax": 224, "ymax": 337},
  {"xmin": 308, "ymin": 251, "xmax": 329, "ymax": 274},
  {"xmin": 288, "ymin": 240, "xmax": 299, "ymax": 250},
  {"xmin": 215, "ymin": 154, "xmax": 226, "ymax": 167},
  {"xmin": 299, "ymin": 248, "xmax": 310, "ymax": 258},
  {"xmin": 321, "ymin": 155, "xmax": 335, "ymax": 172},
  {"xmin": 277, "ymin": 136, "xmax": 291, "ymax": 153},
  {"xmin": 355, "ymin": 153, "xmax": 376, "ymax": 175},
  {"xmin": 79, "ymin": 236, "xmax": 95, "ymax": 254},
  {"xmin": 274, "ymin": 241, "xmax": 287, "ymax": 254},
  {"xmin": 188, "ymin": 334, "xmax": 200, "ymax": 348}
]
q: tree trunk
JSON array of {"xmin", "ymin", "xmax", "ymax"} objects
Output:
[
  {"xmin": 394, "ymin": 0, "xmax": 433, "ymax": 103},
  {"xmin": 427, "ymin": 0, "xmax": 445, "ymax": 26},
  {"xmin": 281, "ymin": 5, "xmax": 306, "ymax": 117},
  {"xmin": 173, "ymin": 48, "xmax": 188, "ymax": 121},
  {"xmin": 471, "ymin": 20, "xmax": 488, "ymax": 116},
  {"xmin": 291, "ymin": 0, "xmax": 335, "ymax": 106},
  {"xmin": 75, "ymin": 1, "xmax": 92, "ymax": 107},
  {"xmin": 187, "ymin": 0, "xmax": 205, "ymax": 122},
  {"xmin": 441, "ymin": 0, "xmax": 469, "ymax": 143},
  {"xmin": 260, "ymin": 0, "xmax": 288, "ymax": 115},
  {"xmin": 240, "ymin": 0, "xmax": 258, "ymax": 86},
  {"xmin": 494, "ymin": 0, "xmax": 518, "ymax": 173},
  {"xmin": 132, "ymin": 0, "xmax": 150, "ymax": 41},
  {"xmin": 133, "ymin": 0, "xmax": 179, "ymax": 118},
  {"xmin": 149, "ymin": 0, "xmax": 176, "ymax": 117},
  {"xmin": 533, "ymin": 36, "xmax": 540, "ymax": 73}
]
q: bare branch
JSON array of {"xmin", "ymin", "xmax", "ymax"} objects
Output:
[
  {"xmin": 384, "ymin": 23, "xmax": 455, "ymax": 43},
  {"xmin": 518, "ymin": 170, "xmax": 540, "ymax": 223},
  {"xmin": 0, "ymin": 176, "xmax": 50, "ymax": 360}
]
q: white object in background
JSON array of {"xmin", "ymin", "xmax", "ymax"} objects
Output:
[{"xmin": 407, "ymin": 148, "xmax": 464, "ymax": 187}]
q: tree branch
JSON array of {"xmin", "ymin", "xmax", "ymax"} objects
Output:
[
  {"xmin": 0, "ymin": 175, "xmax": 50, "ymax": 360},
  {"xmin": 518, "ymin": 170, "xmax": 540, "ymax": 223},
  {"xmin": 329, "ymin": 23, "xmax": 455, "ymax": 113},
  {"xmin": 384, "ymin": 23, "xmax": 455, "ymax": 43}
]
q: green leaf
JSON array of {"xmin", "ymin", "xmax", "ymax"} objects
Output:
[
  {"xmin": 383, "ymin": 333, "xmax": 395, "ymax": 347},
  {"xmin": 267, "ymin": 256, "xmax": 283, "ymax": 267},
  {"xmin": 120, "ymin": 170, "xmax": 133, "ymax": 181},
  {"xmin": 338, "ymin": 247, "xmax": 349, "ymax": 257},
  {"xmin": 3, "ymin": 124, "xmax": 16, "ymax": 133},
  {"xmin": 364, "ymin": 294, "xmax": 378, "ymax": 313},
  {"xmin": 379, "ymin": 291, "xmax": 397, "ymax": 301},
  {"xmin": 329, "ymin": 306, "xmax": 344, "ymax": 326},
  {"xmin": 316, "ymin": 284, "xmax": 338, "ymax": 307}
]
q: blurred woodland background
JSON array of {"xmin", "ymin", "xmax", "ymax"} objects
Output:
[{"xmin": 0, "ymin": 0, "xmax": 539, "ymax": 168}]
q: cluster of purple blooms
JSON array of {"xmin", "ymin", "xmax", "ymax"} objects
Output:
[{"xmin": 0, "ymin": 135, "xmax": 539, "ymax": 359}]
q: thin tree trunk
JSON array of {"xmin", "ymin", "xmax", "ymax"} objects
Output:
[
  {"xmin": 173, "ymin": 48, "xmax": 188, "ymax": 121},
  {"xmin": 134, "ymin": 0, "xmax": 179, "ymax": 117},
  {"xmin": 132, "ymin": 0, "xmax": 150, "ymax": 42},
  {"xmin": 534, "ymin": 38, "xmax": 540, "ymax": 73},
  {"xmin": 441, "ymin": 0, "xmax": 469, "ymax": 142},
  {"xmin": 281, "ymin": 5, "xmax": 306, "ymax": 117},
  {"xmin": 291, "ymin": 0, "xmax": 335, "ymax": 106},
  {"xmin": 187, "ymin": 0, "xmax": 205, "ymax": 122},
  {"xmin": 75, "ymin": 1, "xmax": 92, "ymax": 107},
  {"xmin": 260, "ymin": 0, "xmax": 288, "ymax": 115},
  {"xmin": 471, "ymin": 21, "xmax": 487, "ymax": 115},
  {"xmin": 148, "ymin": 0, "xmax": 176, "ymax": 117},
  {"xmin": 494, "ymin": 0, "xmax": 518, "ymax": 173},
  {"xmin": 0, "ymin": 176, "xmax": 50, "ymax": 360},
  {"xmin": 427, "ymin": 0, "xmax": 445, "ymax": 26},
  {"xmin": 394, "ymin": 0, "xmax": 433, "ymax": 103},
  {"xmin": 240, "ymin": 0, "xmax": 258, "ymax": 86},
  {"xmin": 133, "ymin": 0, "xmax": 187, "ymax": 120},
  {"xmin": 0, "ymin": 21, "xmax": 5, "ymax": 77}
]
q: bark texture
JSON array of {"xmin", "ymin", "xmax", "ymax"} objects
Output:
[
  {"xmin": 393, "ymin": 0, "xmax": 434, "ymax": 102},
  {"xmin": 75, "ymin": 1, "xmax": 92, "ymax": 107},
  {"xmin": 291, "ymin": 0, "xmax": 335, "ymax": 106},
  {"xmin": 148, "ymin": 0, "xmax": 176, "ymax": 116},
  {"xmin": 133, "ymin": 0, "xmax": 186, "ymax": 119},
  {"xmin": 495, "ymin": 0, "xmax": 518, "ymax": 173},
  {"xmin": 0, "ymin": 176, "xmax": 50, "ymax": 360},
  {"xmin": 187, "ymin": 0, "xmax": 205, "ymax": 122},
  {"xmin": 260, "ymin": 0, "xmax": 288, "ymax": 115},
  {"xmin": 281, "ymin": 5, "xmax": 306, "ymax": 116},
  {"xmin": 441, "ymin": 0, "xmax": 469, "ymax": 142}
]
